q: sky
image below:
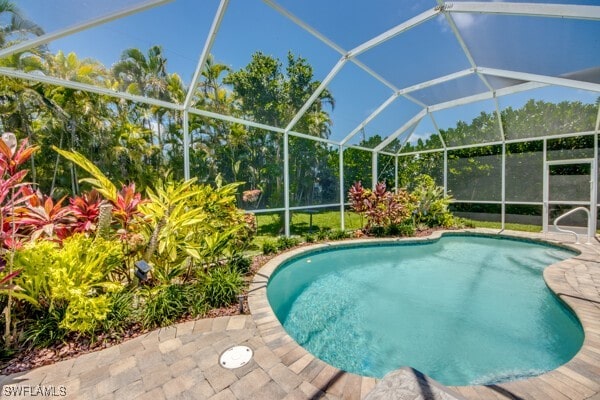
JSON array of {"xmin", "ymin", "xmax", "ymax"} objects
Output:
[{"xmin": 15, "ymin": 0, "xmax": 600, "ymax": 148}]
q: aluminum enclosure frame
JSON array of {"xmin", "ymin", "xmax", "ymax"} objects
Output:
[{"xmin": 0, "ymin": 1, "xmax": 599, "ymax": 236}]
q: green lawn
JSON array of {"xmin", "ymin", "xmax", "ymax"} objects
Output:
[
  {"xmin": 254, "ymin": 211, "xmax": 543, "ymax": 237},
  {"xmin": 254, "ymin": 210, "xmax": 364, "ymax": 236},
  {"xmin": 248, "ymin": 211, "xmax": 594, "ymax": 255},
  {"xmin": 461, "ymin": 219, "xmax": 542, "ymax": 233},
  {"xmin": 246, "ymin": 210, "xmax": 363, "ymax": 255}
]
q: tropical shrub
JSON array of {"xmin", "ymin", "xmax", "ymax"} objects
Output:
[
  {"xmin": 229, "ymin": 255, "xmax": 251, "ymax": 275},
  {"xmin": 387, "ymin": 221, "xmax": 416, "ymax": 237},
  {"xmin": 276, "ymin": 236, "xmax": 300, "ymax": 251},
  {"xmin": 316, "ymin": 229, "xmax": 329, "ymax": 241},
  {"xmin": 140, "ymin": 283, "xmax": 208, "ymax": 329},
  {"xmin": 100, "ymin": 290, "xmax": 135, "ymax": 336},
  {"xmin": 0, "ymin": 145, "xmax": 256, "ymax": 354},
  {"xmin": 348, "ymin": 181, "xmax": 413, "ymax": 233},
  {"xmin": 349, "ymin": 175, "xmax": 455, "ymax": 235},
  {"xmin": 135, "ymin": 177, "xmax": 247, "ymax": 284},
  {"xmin": 262, "ymin": 240, "xmax": 277, "ymax": 255},
  {"xmin": 411, "ymin": 175, "xmax": 454, "ymax": 228},
  {"xmin": 23, "ymin": 307, "xmax": 67, "ymax": 348},
  {"xmin": 11, "ymin": 235, "xmax": 124, "ymax": 336},
  {"xmin": 304, "ymin": 234, "xmax": 315, "ymax": 243},
  {"xmin": 11, "ymin": 187, "xmax": 74, "ymax": 241},
  {"xmin": 327, "ymin": 229, "xmax": 349, "ymax": 240},
  {"xmin": 140, "ymin": 284, "xmax": 189, "ymax": 328},
  {"xmin": 68, "ymin": 190, "xmax": 102, "ymax": 234},
  {"xmin": 202, "ymin": 267, "xmax": 243, "ymax": 308}
]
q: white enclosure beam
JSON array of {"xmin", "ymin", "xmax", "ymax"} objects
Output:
[
  {"xmin": 372, "ymin": 152, "xmax": 378, "ymax": 190},
  {"xmin": 595, "ymin": 101, "xmax": 600, "ymax": 133},
  {"xmin": 392, "ymin": 124, "xmax": 420, "ymax": 156},
  {"xmin": 188, "ymin": 108, "xmax": 284, "ymax": 133},
  {"xmin": 428, "ymin": 113, "xmax": 447, "ymax": 149},
  {"xmin": 403, "ymin": 94, "xmax": 428, "ymax": 109},
  {"xmin": 288, "ymin": 130, "xmax": 339, "ymax": 146},
  {"xmin": 395, "ymin": 119, "xmax": 422, "ymax": 154},
  {"xmin": 397, "ymin": 69, "xmax": 473, "ymax": 96},
  {"xmin": 264, "ymin": 0, "xmax": 402, "ymax": 95},
  {"xmin": 438, "ymin": 0, "xmax": 498, "ymax": 97},
  {"xmin": 283, "ymin": 132, "xmax": 290, "ymax": 236},
  {"xmin": 347, "ymin": 8, "xmax": 440, "ymax": 59},
  {"xmin": 350, "ymin": 59, "xmax": 398, "ymax": 92},
  {"xmin": 183, "ymin": 0, "xmax": 229, "ymax": 110},
  {"xmin": 263, "ymin": 0, "xmax": 346, "ymax": 56},
  {"xmin": 429, "ymin": 91, "xmax": 493, "ymax": 112},
  {"xmin": 501, "ymin": 142, "xmax": 506, "ymax": 230},
  {"xmin": 398, "ymin": 130, "xmax": 598, "ymax": 156},
  {"xmin": 347, "ymin": 145, "xmax": 376, "ymax": 153},
  {"xmin": 0, "ymin": 0, "xmax": 173, "ymax": 60},
  {"xmin": 189, "ymin": 107, "xmax": 339, "ymax": 146},
  {"xmin": 394, "ymin": 156, "xmax": 398, "ymax": 192},
  {"xmin": 339, "ymin": 145, "xmax": 345, "ymax": 230},
  {"xmin": 183, "ymin": 111, "xmax": 190, "ymax": 180},
  {"xmin": 443, "ymin": 150, "xmax": 448, "ymax": 196},
  {"xmin": 428, "ymin": 78, "xmax": 550, "ymax": 112},
  {"xmin": 340, "ymin": 93, "xmax": 399, "ymax": 145},
  {"xmin": 493, "ymin": 95, "xmax": 506, "ymax": 142},
  {"xmin": 438, "ymin": 0, "xmax": 477, "ymax": 68},
  {"xmin": 374, "ymin": 109, "xmax": 427, "ymax": 152},
  {"xmin": 284, "ymin": 57, "xmax": 348, "ymax": 132},
  {"xmin": 0, "ymin": 68, "xmax": 182, "ymax": 111},
  {"xmin": 495, "ymin": 81, "xmax": 547, "ymax": 97},
  {"xmin": 445, "ymin": 2, "xmax": 600, "ymax": 21},
  {"xmin": 478, "ymin": 67, "xmax": 600, "ymax": 93}
]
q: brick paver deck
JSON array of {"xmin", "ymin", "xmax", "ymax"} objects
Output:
[{"xmin": 0, "ymin": 229, "xmax": 598, "ymax": 399}]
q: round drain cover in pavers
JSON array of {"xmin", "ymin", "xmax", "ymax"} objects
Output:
[{"xmin": 219, "ymin": 346, "xmax": 253, "ymax": 369}]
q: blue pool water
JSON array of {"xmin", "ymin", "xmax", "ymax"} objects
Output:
[{"xmin": 267, "ymin": 235, "xmax": 583, "ymax": 386}]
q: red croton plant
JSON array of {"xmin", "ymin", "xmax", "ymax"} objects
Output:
[
  {"xmin": 0, "ymin": 138, "xmax": 146, "ymax": 251},
  {"xmin": 348, "ymin": 181, "xmax": 413, "ymax": 231}
]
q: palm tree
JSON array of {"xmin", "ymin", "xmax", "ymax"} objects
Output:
[
  {"xmin": 0, "ymin": 0, "xmax": 44, "ymax": 48},
  {"xmin": 196, "ymin": 55, "xmax": 233, "ymax": 114},
  {"xmin": 44, "ymin": 51, "xmax": 112, "ymax": 193},
  {"xmin": 0, "ymin": 50, "xmax": 59, "ymax": 184},
  {"xmin": 113, "ymin": 46, "xmax": 170, "ymax": 169}
]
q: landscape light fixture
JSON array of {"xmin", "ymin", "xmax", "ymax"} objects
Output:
[
  {"xmin": 135, "ymin": 260, "xmax": 151, "ymax": 281},
  {"xmin": 237, "ymin": 294, "xmax": 247, "ymax": 314}
]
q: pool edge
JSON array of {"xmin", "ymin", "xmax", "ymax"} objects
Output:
[{"xmin": 248, "ymin": 228, "xmax": 600, "ymax": 400}]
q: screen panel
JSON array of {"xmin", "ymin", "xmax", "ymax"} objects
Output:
[
  {"xmin": 499, "ymin": 86, "xmax": 598, "ymax": 141},
  {"xmin": 505, "ymin": 141, "xmax": 543, "ymax": 202},
  {"xmin": 447, "ymin": 145, "xmax": 502, "ymax": 201},
  {"xmin": 289, "ymin": 138, "xmax": 339, "ymax": 207},
  {"xmin": 433, "ymin": 99, "xmax": 502, "ymax": 148}
]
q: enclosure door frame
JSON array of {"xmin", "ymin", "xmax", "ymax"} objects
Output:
[{"xmin": 543, "ymin": 158, "xmax": 596, "ymax": 235}]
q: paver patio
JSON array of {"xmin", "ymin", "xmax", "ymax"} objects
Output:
[{"xmin": 1, "ymin": 229, "xmax": 599, "ymax": 399}]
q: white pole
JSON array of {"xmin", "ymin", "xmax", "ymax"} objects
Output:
[
  {"xmin": 183, "ymin": 111, "xmax": 190, "ymax": 180},
  {"xmin": 444, "ymin": 149, "xmax": 448, "ymax": 196},
  {"xmin": 501, "ymin": 142, "xmax": 506, "ymax": 231},
  {"xmin": 284, "ymin": 131, "xmax": 290, "ymax": 237},
  {"xmin": 394, "ymin": 155, "xmax": 399, "ymax": 192},
  {"xmin": 542, "ymin": 139, "xmax": 548, "ymax": 233},
  {"xmin": 372, "ymin": 152, "xmax": 378, "ymax": 190},
  {"xmin": 339, "ymin": 145, "xmax": 345, "ymax": 230}
]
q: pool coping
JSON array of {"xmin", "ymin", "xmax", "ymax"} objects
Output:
[{"xmin": 248, "ymin": 228, "xmax": 600, "ymax": 400}]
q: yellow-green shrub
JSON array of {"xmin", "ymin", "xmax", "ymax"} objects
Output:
[{"xmin": 12, "ymin": 235, "xmax": 124, "ymax": 335}]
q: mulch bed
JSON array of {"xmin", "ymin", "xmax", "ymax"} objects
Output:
[{"xmin": 1, "ymin": 230, "xmax": 440, "ymax": 375}]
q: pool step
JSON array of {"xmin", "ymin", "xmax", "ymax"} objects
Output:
[{"xmin": 365, "ymin": 367, "xmax": 466, "ymax": 400}]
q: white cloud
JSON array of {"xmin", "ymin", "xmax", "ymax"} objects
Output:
[
  {"xmin": 437, "ymin": 11, "xmax": 484, "ymax": 33},
  {"xmin": 452, "ymin": 13, "xmax": 476, "ymax": 30}
]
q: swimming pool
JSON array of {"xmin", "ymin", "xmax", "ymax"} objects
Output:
[{"xmin": 267, "ymin": 234, "xmax": 584, "ymax": 386}]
